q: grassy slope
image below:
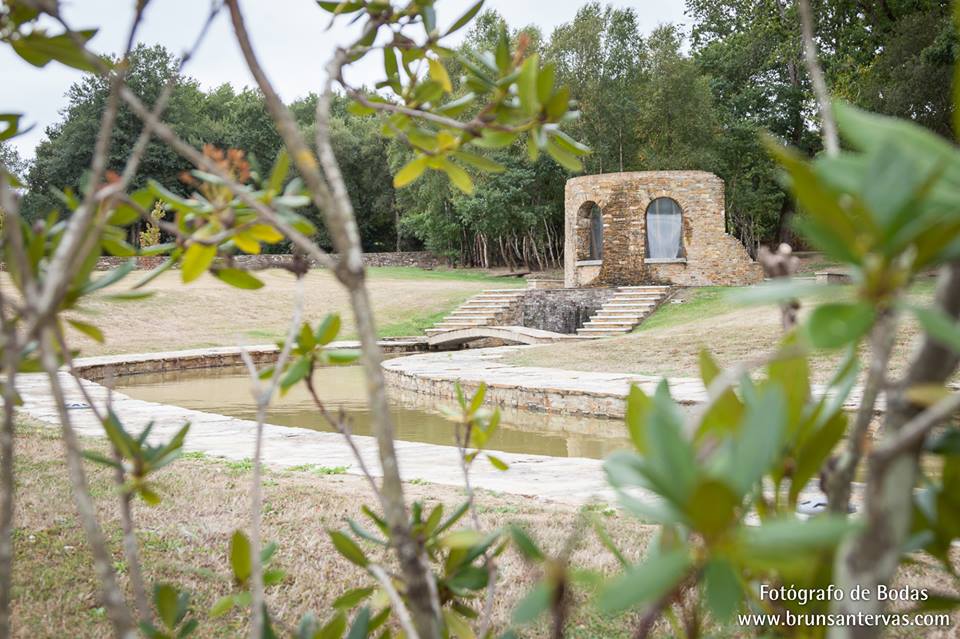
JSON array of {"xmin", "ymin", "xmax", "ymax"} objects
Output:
[
  {"xmin": 509, "ymin": 282, "xmax": 937, "ymax": 383},
  {"xmin": 11, "ymin": 422, "xmax": 651, "ymax": 638},
  {"xmin": 53, "ymin": 267, "xmax": 523, "ymax": 356}
]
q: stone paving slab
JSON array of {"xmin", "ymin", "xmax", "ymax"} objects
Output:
[
  {"xmin": 14, "ymin": 363, "xmax": 617, "ymax": 506},
  {"xmin": 383, "ymin": 346, "xmax": 875, "ymax": 419}
]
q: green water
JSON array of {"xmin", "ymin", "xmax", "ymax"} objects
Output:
[{"xmin": 114, "ymin": 366, "xmax": 632, "ymax": 459}]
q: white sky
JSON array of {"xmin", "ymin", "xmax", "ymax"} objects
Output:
[{"xmin": 3, "ymin": 0, "xmax": 688, "ymax": 159}]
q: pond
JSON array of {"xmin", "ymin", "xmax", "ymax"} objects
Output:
[{"xmin": 114, "ymin": 365, "xmax": 632, "ymax": 460}]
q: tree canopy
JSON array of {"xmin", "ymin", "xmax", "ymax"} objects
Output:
[{"xmin": 16, "ymin": 1, "xmax": 957, "ymax": 260}]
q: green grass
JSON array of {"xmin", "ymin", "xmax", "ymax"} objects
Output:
[
  {"xmin": 635, "ymin": 287, "xmax": 742, "ymax": 332},
  {"xmin": 286, "ymin": 464, "xmax": 348, "ymax": 475},
  {"xmin": 367, "ymin": 266, "xmax": 526, "ymax": 284},
  {"xmin": 378, "ymin": 308, "xmax": 451, "ymax": 337}
]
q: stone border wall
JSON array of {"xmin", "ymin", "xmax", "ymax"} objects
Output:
[
  {"xmin": 74, "ymin": 340, "xmax": 426, "ymax": 381},
  {"xmin": 1, "ymin": 251, "xmax": 445, "ymax": 272}
]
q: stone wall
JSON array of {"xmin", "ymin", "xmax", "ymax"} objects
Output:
[
  {"xmin": 4, "ymin": 251, "xmax": 445, "ymax": 272},
  {"xmin": 520, "ymin": 288, "xmax": 615, "ymax": 334},
  {"xmin": 564, "ymin": 171, "xmax": 763, "ymax": 287}
]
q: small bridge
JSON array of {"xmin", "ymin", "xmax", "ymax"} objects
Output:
[{"xmin": 426, "ymin": 325, "xmax": 588, "ymax": 348}]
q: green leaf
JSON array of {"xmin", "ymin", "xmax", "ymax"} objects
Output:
[
  {"xmin": 315, "ymin": 314, "xmax": 341, "ymax": 345},
  {"xmin": 704, "ymin": 559, "xmax": 741, "ymax": 622},
  {"xmin": 316, "ymin": 612, "xmax": 347, "ymax": 639},
  {"xmin": 67, "ymin": 319, "xmax": 105, "ymax": 343},
  {"xmin": 181, "ymin": 243, "xmax": 217, "ymax": 283},
  {"xmin": 624, "ymin": 384, "xmax": 651, "ymax": 453},
  {"xmin": 267, "ymin": 149, "xmax": 290, "ymax": 195},
  {"xmin": 393, "ymin": 156, "xmax": 429, "ymax": 188},
  {"xmin": 695, "ymin": 349, "xmax": 744, "ymax": 440},
  {"xmin": 443, "ymin": 607, "xmax": 477, "ymax": 638},
  {"xmin": 598, "ymin": 549, "xmax": 691, "ymax": 613},
  {"xmin": 439, "ymin": 160, "xmax": 474, "ymax": 195},
  {"xmin": 439, "ymin": 530, "xmax": 484, "ymax": 549},
  {"xmin": 281, "ymin": 357, "xmax": 312, "ymax": 393},
  {"xmin": 546, "ymin": 139, "xmax": 583, "ymax": 172},
  {"xmin": 512, "ymin": 581, "xmax": 553, "ymax": 625},
  {"xmin": 230, "ymin": 530, "xmax": 252, "ymax": 583},
  {"xmin": 445, "ymin": 0, "xmax": 485, "ymax": 36},
  {"xmin": 345, "ymin": 607, "xmax": 370, "ymax": 639},
  {"xmin": 328, "ymin": 530, "xmax": 369, "ymax": 567},
  {"xmin": 12, "ymin": 29, "xmax": 99, "ymax": 71},
  {"xmin": 451, "ymin": 150, "xmax": 505, "ymax": 173},
  {"xmin": 644, "ymin": 381, "xmax": 697, "ymax": 506},
  {"xmin": 736, "ymin": 516, "xmax": 858, "ymax": 558},
  {"xmin": 209, "ymin": 594, "xmax": 235, "ymax": 618},
  {"xmin": 428, "ymin": 58, "xmax": 453, "ymax": 93},
  {"xmin": 154, "ymin": 584, "xmax": 179, "ymax": 629},
  {"xmin": 517, "ymin": 54, "xmax": 540, "ymax": 116},
  {"xmin": 726, "ymin": 384, "xmax": 786, "ymax": 496},
  {"xmin": 807, "ymin": 302, "xmax": 875, "ymax": 349},
  {"xmin": 910, "ymin": 304, "xmax": 960, "ymax": 354},
  {"xmin": 486, "ymin": 454, "xmax": 508, "ymax": 471},
  {"xmin": 789, "ymin": 410, "xmax": 847, "ymax": 505},
  {"xmin": 213, "ymin": 268, "xmax": 264, "ymax": 290},
  {"xmin": 333, "ymin": 587, "xmax": 374, "ymax": 610},
  {"xmin": 686, "ymin": 478, "xmax": 740, "ymax": 538},
  {"xmin": 509, "ymin": 525, "xmax": 544, "ymax": 562},
  {"xmin": 326, "ymin": 349, "xmax": 360, "ymax": 365}
]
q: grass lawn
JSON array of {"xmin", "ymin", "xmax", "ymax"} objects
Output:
[
  {"xmin": 10, "ymin": 421, "xmax": 653, "ymax": 638},
  {"xmin": 508, "ymin": 281, "xmax": 938, "ymax": 383},
  {"xmin": 48, "ymin": 267, "xmax": 523, "ymax": 357}
]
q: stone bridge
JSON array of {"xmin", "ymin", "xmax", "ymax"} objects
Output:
[{"xmin": 425, "ymin": 325, "xmax": 589, "ymax": 348}]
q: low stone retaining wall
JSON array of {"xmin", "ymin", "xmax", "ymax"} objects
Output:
[
  {"xmin": 520, "ymin": 288, "xmax": 616, "ymax": 334},
  {"xmin": 75, "ymin": 340, "xmax": 426, "ymax": 381},
  {"xmin": 3, "ymin": 251, "xmax": 446, "ymax": 272}
]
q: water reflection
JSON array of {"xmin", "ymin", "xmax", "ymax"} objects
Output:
[{"xmin": 114, "ymin": 366, "xmax": 632, "ymax": 460}]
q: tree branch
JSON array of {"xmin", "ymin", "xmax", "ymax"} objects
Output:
[{"xmin": 798, "ymin": 0, "xmax": 839, "ymax": 156}]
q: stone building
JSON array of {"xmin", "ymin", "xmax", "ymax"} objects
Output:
[{"xmin": 564, "ymin": 170, "xmax": 762, "ymax": 287}]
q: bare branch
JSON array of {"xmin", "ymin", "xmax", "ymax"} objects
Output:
[
  {"xmin": 239, "ymin": 275, "xmax": 305, "ymax": 639},
  {"xmin": 38, "ymin": 327, "xmax": 135, "ymax": 637},
  {"xmin": 798, "ymin": 0, "xmax": 839, "ymax": 156},
  {"xmin": 827, "ymin": 311, "xmax": 896, "ymax": 513},
  {"xmin": 369, "ymin": 564, "xmax": 420, "ymax": 639}
]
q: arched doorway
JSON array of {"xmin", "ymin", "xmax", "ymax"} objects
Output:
[
  {"xmin": 578, "ymin": 201, "xmax": 603, "ymax": 261},
  {"xmin": 645, "ymin": 197, "xmax": 683, "ymax": 260}
]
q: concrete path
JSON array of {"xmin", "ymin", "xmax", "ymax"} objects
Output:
[
  {"xmin": 383, "ymin": 346, "xmax": 872, "ymax": 419},
  {"xmin": 14, "ymin": 347, "xmax": 615, "ymax": 505}
]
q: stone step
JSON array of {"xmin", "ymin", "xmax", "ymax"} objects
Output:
[
  {"xmin": 618, "ymin": 286, "xmax": 670, "ymax": 290},
  {"xmin": 457, "ymin": 302, "xmax": 510, "ymax": 310},
  {"xmin": 476, "ymin": 289, "xmax": 526, "ymax": 294},
  {"xmin": 611, "ymin": 293, "xmax": 662, "ymax": 300},
  {"xmin": 453, "ymin": 305, "xmax": 505, "ymax": 312},
  {"xmin": 577, "ymin": 327, "xmax": 631, "ymax": 335},
  {"xmin": 468, "ymin": 297, "xmax": 521, "ymax": 304},
  {"xmin": 583, "ymin": 319, "xmax": 638, "ymax": 326},
  {"xmin": 435, "ymin": 319, "xmax": 491, "ymax": 327},
  {"xmin": 594, "ymin": 312, "xmax": 647, "ymax": 320},
  {"xmin": 603, "ymin": 303, "xmax": 656, "ymax": 309},
  {"xmin": 447, "ymin": 313, "xmax": 497, "ymax": 320}
]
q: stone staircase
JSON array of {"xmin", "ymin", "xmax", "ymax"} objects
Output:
[
  {"xmin": 424, "ymin": 289, "xmax": 526, "ymax": 336},
  {"xmin": 576, "ymin": 286, "xmax": 671, "ymax": 337}
]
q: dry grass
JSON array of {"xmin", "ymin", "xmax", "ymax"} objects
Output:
[
  {"xmin": 508, "ymin": 284, "xmax": 937, "ymax": 384},
  {"xmin": 49, "ymin": 267, "xmax": 522, "ymax": 357},
  {"xmin": 10, "ymin": 421, "xmax": 653, "ymax": 638}
]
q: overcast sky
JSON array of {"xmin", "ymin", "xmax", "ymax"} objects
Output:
[{"xmin": 4, "ymin": 0, "xmax": 688, "ymax": 159}]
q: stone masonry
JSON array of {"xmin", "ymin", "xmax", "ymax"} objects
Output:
[{"xmin": 564, "ymin": 171, "xmax": 762, "ymax": 287}]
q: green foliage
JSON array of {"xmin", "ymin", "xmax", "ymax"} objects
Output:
[
  {"xmin": 82, "ymin": 411, "xmax": 190, "ymax": 506},
  {"xmin": 139, "ymin": 584, "xmax": 198, "ymax": 639}
]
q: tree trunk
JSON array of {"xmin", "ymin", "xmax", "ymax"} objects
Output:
[{"xmin": 830, "ymin": 261, "xmax": 960, "ymax": 638}]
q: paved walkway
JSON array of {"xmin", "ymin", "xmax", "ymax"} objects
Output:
[
  {"xmin": 383, "ymin": 346, "xmax": 872, "ymax": 418},
  {"xmin": 15, "ymin": 346, "xmax": 614, "ymax": 505},
  {"xmin": 14, "ymin": 344, "xmax": 854, "ymax": 508}
]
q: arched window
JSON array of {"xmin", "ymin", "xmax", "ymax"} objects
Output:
[
  {"xmin": 645, "ymin": 197, "xmax": 683, "ymax": 259},
  {"xmin": 588, "ymin": 203, "xmax": 603, "ymax": 260}
]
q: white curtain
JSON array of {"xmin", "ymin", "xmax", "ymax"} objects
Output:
[{"xmin": 646, "ymin": 198, "xmax": 682, "ymax": 259}]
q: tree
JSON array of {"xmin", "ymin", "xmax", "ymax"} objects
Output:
[{"xmin": 547, "ymin": 2, "xmax": 646, "ymax": 174}]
